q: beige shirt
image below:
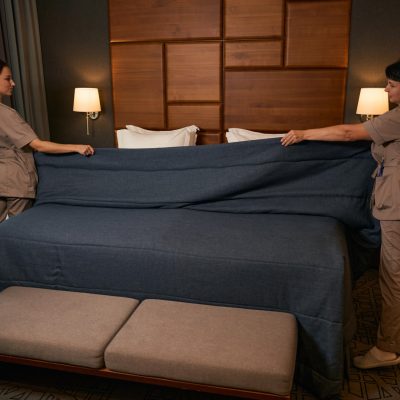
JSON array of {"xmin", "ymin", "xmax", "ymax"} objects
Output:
[
  {"xmin": 0, "ymin": 103, "xmax": 38, "ymax": 198},
  {"xmin": 364, "ymin": 106, "xmax": 400, "ymax": 220}
]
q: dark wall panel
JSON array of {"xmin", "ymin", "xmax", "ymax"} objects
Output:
[
  {"xmin": 345, "ymin": 0, "xmax": 400, "ymax": 123},
  {"xmin": 37, "ymin": 0, "xmax": 114, "ymax": 147}
]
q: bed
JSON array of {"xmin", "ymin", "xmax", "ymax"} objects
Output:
[{"xmin": 0, "ymin": 137, "xmax": 378, "ymax": 398}]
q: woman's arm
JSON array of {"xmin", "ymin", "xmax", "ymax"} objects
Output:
[
  {"xmin": 29, "ymin": 139, "xmax": 94, "ymax": 156},
  {"xmin": 280, "ymin": 123, "xmax": 372, "ymax": 146}
]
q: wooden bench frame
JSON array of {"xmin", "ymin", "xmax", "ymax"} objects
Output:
[{"xmin": 0, "ymin": 354, "xmax": 291, "ymax": 400}]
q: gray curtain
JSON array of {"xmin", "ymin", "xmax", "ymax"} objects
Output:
[{"xmin": 0, "ymin": 0, "xmax": 50, "ymax": 139}]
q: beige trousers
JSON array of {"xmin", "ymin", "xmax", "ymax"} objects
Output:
[
  {"xmin": 377, "ymin": 220, "xmax": 400, "ymax": 353},
  {"xmin": 0, "ymin": 197, "xmax": 33, "ymax": 223}
]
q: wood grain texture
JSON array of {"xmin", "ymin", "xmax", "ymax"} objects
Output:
[
  {"xmin": 109, "ymin": 0, "xmax": 221, "ymax": 42},
  {"xmin": 111, "ymin": 44, "xmax": 164, "ymax": 129},
  {"xmin": 167, "ymin": 43, "xmax": 221, "ymax": 101},
  {"xmin": 109, "ymin": 0, "xmax": 351, "ymax": 143},
  {"xmin": 285, "ymin": 0, "xmax": 350, "ymax": 67},
  {"xmin": 168, "ymin": 104, "xmax": 221, "ymax": 130},
  {"xmin": 197, "ymin": 132, "xmax": 223, "ymax": 145},
  {"xmin": 225, "ymin": 0, "xmax": 283, "ymax": 38},
  {"xmin": 225, "ymin": 41, "xmax": 282, "ymax": 67},
  {"xmin": 225, "ymin": 69, "xmax": 347, "ymax": 131}
]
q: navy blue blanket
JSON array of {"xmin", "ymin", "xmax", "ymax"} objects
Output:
[
  {"xmin": 0, "ymin": 139, "xmax": 379, "ymax": 398},
  {"xmin": 34, "ymin": 139, "xmax": 378, "ymax": 245}
]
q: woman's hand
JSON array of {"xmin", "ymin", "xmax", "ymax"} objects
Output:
[
  {"xmin": 75, "ymin": 144, "xmax": 95, "ymax": 156},
  {"xmin": 29, "ymin": 139, "xmax": 95, "ymax": 156},
  {"xmin": 281, "ymin": 130, "xmax": 305, "ymax": 146}
]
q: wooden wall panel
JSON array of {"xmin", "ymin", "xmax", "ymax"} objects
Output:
[
  {"xmin": 286, "ymin": 0, "xmax": 350, "ymax": 67},
  {"xmin": 168, "ymin": 105, "xmax": 221, "ymax": 130},
  {"xmin": 109, "ymin": 0, "xmax": 221, "ymax": 42},
  {"xmin": 109, "ymin": 0, "xmax": 351, "ymax": 144},
  {"xmin": 167, "ymin": 43, "xmax": 221, "ymax": 101},
  {"xmin": 196, "ymin": 133, "xmax": 223, "ymax": 145},
  {"xmin": 225, "ymin": 41, "xmax": 282, "ymax": 67},
  {"xmin": 225, "ymin": 70, "xmax": 347, "ymax": 131},
  {"xmin": 225, "ymin": 0, "xmax": 283, "ymax": 38},
  {"xmin": 111, "ymin": 44, "xmax": 164, "ymax": 129}
]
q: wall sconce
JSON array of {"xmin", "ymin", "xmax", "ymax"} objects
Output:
[
  {"xmin": 356, "ymin": 88, "xmax": 388, "ymax": 121},
  {"xmin": 73, "ymin": 88, "xmax": 101, "ymax": 135}
]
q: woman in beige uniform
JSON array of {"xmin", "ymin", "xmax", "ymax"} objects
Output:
[
  {"xmin": 0, "ymin": 59, "xmax": 94, "ymax": 222},
  {"xmin": 281, "ymin": 60, "xmax": 400, "ymax": 369}
]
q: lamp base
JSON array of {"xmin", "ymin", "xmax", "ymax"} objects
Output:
[
  {"xmin": 358, "ymin": 114, "xmax": 375, "ymax": 122},
  {"xmin": 88, "ymin": 112, "xmax": 99, "ymax": 120}
]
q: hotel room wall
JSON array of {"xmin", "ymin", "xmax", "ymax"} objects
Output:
[
  {"xmin": 345, "ymin": 0, "xmax": 400, "ymax": 123},
  {"xmin": 36, "ymin": 0, "xmax": 400, "ymax": 147},
  {"xmin": 36, "ymin": 0, "xmax": 114, "ymax": 147}
]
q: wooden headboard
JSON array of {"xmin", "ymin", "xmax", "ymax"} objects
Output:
[{"xmin": 109, "ymin": 0, "xmax": 350, "ymax": 145}]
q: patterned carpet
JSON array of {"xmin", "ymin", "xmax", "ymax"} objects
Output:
[{"xmin": 0, "ymin": 269, "xmax": 399, "ymax": 400}]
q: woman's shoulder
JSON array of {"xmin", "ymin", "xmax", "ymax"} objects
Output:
[
  {"xmin": 0, "ymin": 102, "xmax": 25, "ymax": 124},
  {"xmin": 0, "ymin": 102, "xmax": 17, "ymax": 116}
]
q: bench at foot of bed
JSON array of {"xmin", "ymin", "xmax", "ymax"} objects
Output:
[{"xmin": 0, "ymin": 286, "xmax": 297, "ymax": 400}]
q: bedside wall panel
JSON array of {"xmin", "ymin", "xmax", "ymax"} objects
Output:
[
  {"xmin": 225, "ymin": 41, "xmax": 282, "ymax": 68},
  {"xmin": 225, "ymin": 70, "xmax": 347, "ymax": 131},
  {"xmin": 168, "ymin": 105, "xmax": 221, "ymax": 130},
  {"xmin": 111, "ymin": 44, "xmax": 164, "ymax": 129},
  {"xmin": 167, "ymin": 43, "xmax": 221, "ymax": 102},
  {"xmin": 109, "ymin": 0, "xmax": 351, "ymax": 144},
  {"xmin": 109, "ymin": 0, "xmax": 221, "ymax": 42},
  {"xmin": 225, "ymin": 0, "xmax": 283, "ymax": 38},
  {"xmin": 286, "ymin": 0, "xmax": 350, "ymax": 67}
]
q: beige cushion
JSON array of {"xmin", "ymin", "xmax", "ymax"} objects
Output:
[
  {"xmin": 105, "ymin": 299, "xmax": 297, "ymax": 395},
  {"xmin": 0, "ymin": 286, "xmax": 139, "ymax": 368}
]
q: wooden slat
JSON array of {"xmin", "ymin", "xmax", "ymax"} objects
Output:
[
  {"xmin": 225, "ymin": 0, "xmax": 283, "ymax": 38},
  {"xmin": 225, "ymin": 69, "xmax": 347, "ymax": 131},
  {"xmin": 225, "ymin": 41, "xmax": 282, "ymax": 67},
  {"xmin": 167, "ymin": 43, "xmax": 221, "ymax": 101},
  {"xmin": 168, "ymin": 104, "xmax": 221, "ymax": 130},
  {"xmin": 109, "ymin": 0, "xmax": 221, "ymax": 42},
  {"xmin": 285, "ymin": 0, "xmax": 350, "ymax": 67},
  {"xmin": 111, "ymin": 43, "xmax": 164, "ymax": 129},
  {"xmin": 197, "ymin": 132, "xmax": 224, "ymax": 145}
]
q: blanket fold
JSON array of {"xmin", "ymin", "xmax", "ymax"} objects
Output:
[{"xmin": 34, "ymin": 139, "xmax": 379, "ymax": 246}]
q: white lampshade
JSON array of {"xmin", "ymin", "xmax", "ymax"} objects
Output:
[
  {"xmin": 73, "ymin": 88, "xmax": 101, "ymax": 112},
  {"xmin": 356, "ymin": 88, "xmax": 388, "ymax": 116}
]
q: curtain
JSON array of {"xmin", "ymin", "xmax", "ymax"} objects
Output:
[{"xmin": 0, "ymin": 0, "xmax": 50, "ymax": 139}]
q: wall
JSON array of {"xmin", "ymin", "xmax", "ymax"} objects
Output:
[
  {"xmin": 109, "ymin": 0, "xmax": 351, "ymax": 144},
  {"xmin": 36, "ymin": 0, "xmax": 400, "ymax": 147},
  {"xmin": 36, "ymin": 0, "xmax": 114, "ymax": 147},
  {"xmin": 345, "ymin": 0, "xmax": 400, "ymax": 123}
]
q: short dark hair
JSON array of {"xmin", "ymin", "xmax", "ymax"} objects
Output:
[
  {"xmin": 0, "ymin": 59, "xmax": 8, "ymax": 74},
  {"xmin": 385, "ymin": 60, "xmax": 400, "ymax": 82}
]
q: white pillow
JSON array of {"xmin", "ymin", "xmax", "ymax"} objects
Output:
[
  {"xmin": 126, "ymin": 124, "xmax": 198, "ymax": 146},
  {"xmin": 226, "ymin": 128, "xmax": 284, "ymax": 143},
  {"xmin": 117, "ymin": 125, "xmax": 199, "ymax": 148}
]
